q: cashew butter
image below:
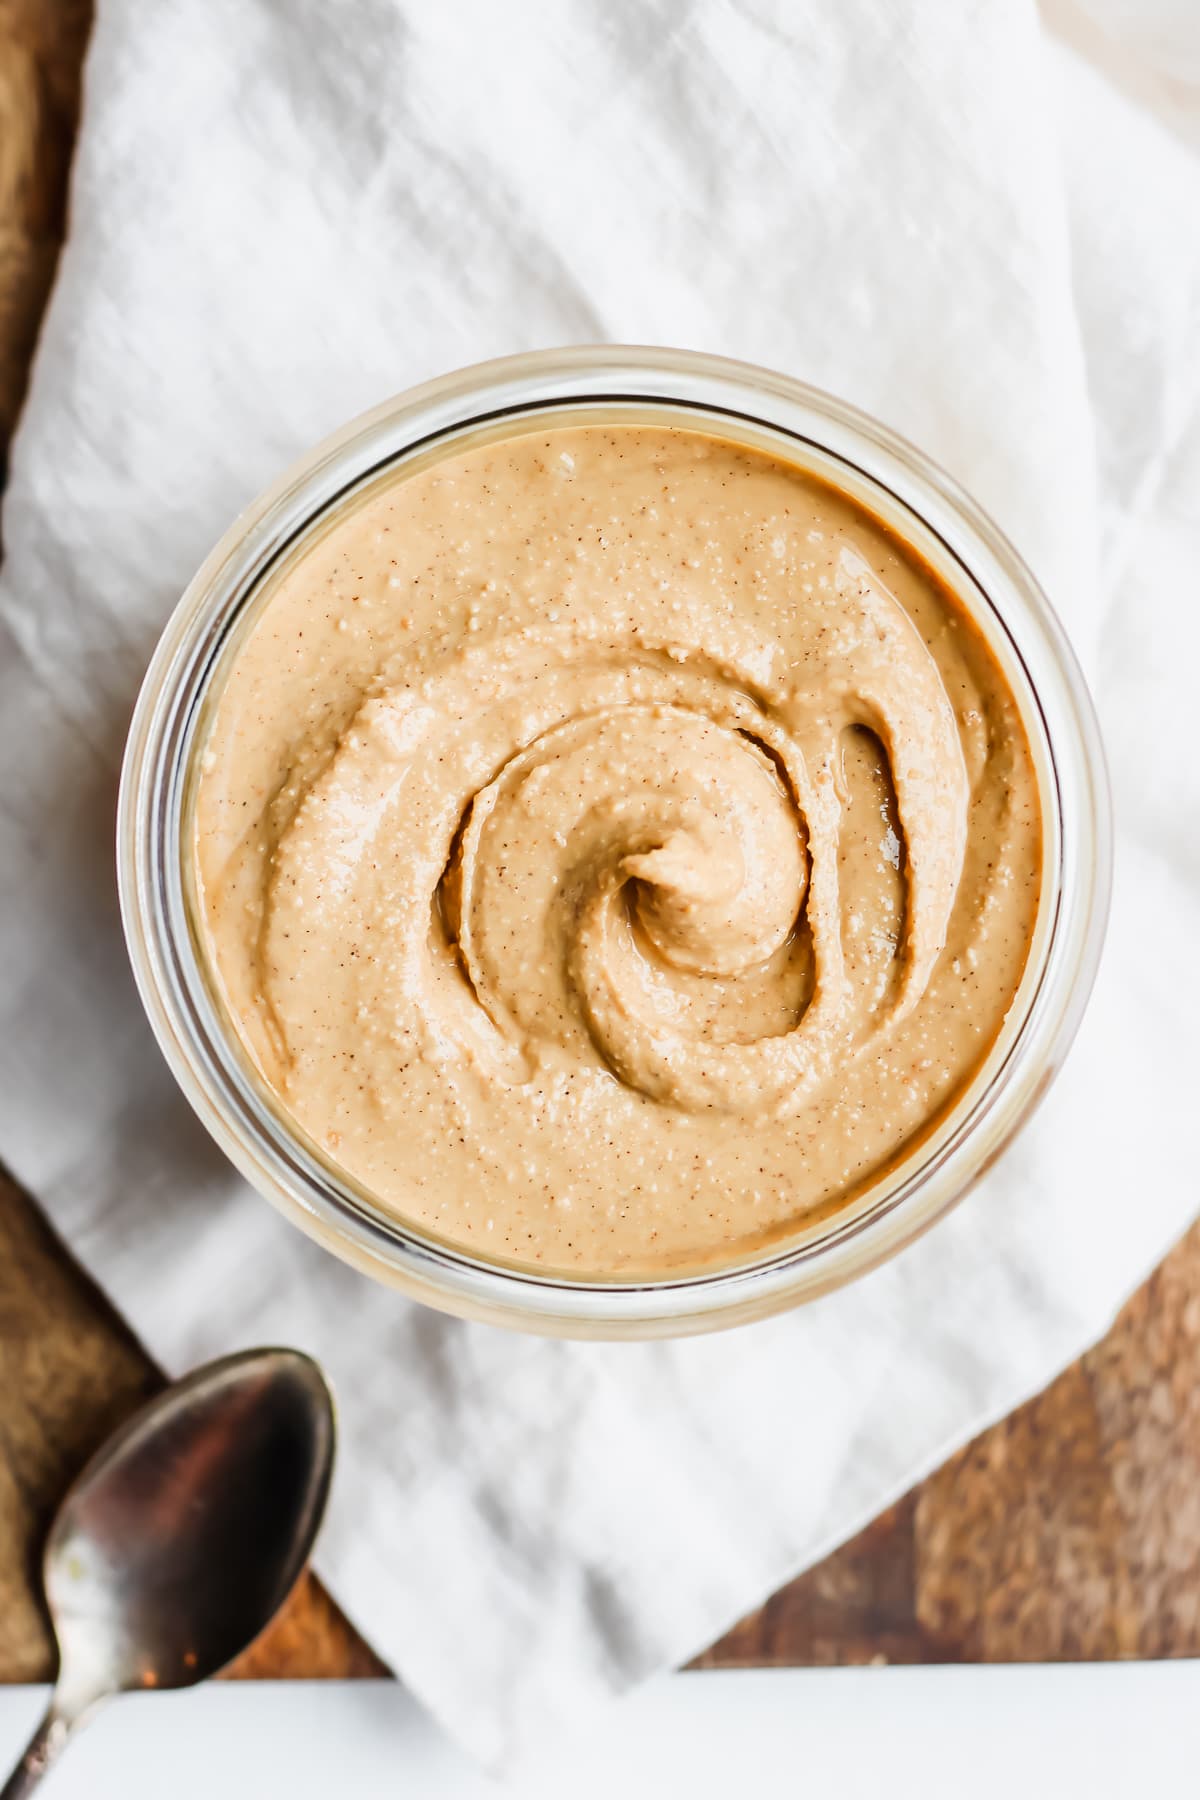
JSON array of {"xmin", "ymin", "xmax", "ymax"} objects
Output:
[{"xmin": 193, "ymin": 423, "xmax": 1042, "ymax": 1274}]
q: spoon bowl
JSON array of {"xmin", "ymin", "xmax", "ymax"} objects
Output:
[{"xmin": 2, "ymin": 1348, "xmax": 335, "ymax": 1796}]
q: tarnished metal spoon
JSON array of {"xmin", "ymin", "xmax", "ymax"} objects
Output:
[{"xmin": 1, "ymin": 1347, "xmax": 335, "ymax": 1798}]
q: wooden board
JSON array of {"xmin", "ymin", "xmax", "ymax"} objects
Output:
[
  {"xmin": 5, "ymin": 1161, "xmax": 1200, "ymax": 1682},
  {"xmin": 2, "ymin": 0, "xmax": 1199, "ymax": 1687}
]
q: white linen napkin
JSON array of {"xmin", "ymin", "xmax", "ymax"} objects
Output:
[{"xmin": 2, "ymin": 0, "xmax": 1199, "ymax": 1766}]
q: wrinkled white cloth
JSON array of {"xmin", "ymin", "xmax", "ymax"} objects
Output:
[{"xmin": 2, "ymin": 0, "xmax": 1199, "ymax": 1767}]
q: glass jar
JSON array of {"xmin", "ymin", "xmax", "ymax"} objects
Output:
[{"xmin": 117, "ymin": 346, "xmax": 1111, "ymax": 1338}]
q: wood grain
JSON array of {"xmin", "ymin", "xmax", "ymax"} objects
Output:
[
  {"xmin": 699, "ymin": 1222, "xmax": 1200, "ymax": 1667},
  {"xmin": 0, "ymin": 1168, "xmax": 386, "ymax": 1682},
  {"xmin": 0, "ymin": 0, "xmax": 91, "ymax": 454},
  {"xmin": 2, "ymin": 0, "xmax": 1199, "ymax": 1690}
]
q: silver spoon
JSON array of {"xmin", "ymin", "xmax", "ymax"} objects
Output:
[{"xmin": 1, "ymin": 1347, "xmax": 335, "ymax": 1798}]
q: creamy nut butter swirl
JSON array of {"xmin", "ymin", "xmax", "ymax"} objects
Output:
[{"xmin": 194, "ymin": 424, "xmax": 1042, "ymax": 1274}]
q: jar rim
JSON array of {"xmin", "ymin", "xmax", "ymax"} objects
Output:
[{"xmin": 117, "ymin": 345, "xmax": 1112, "ymax": 1337}]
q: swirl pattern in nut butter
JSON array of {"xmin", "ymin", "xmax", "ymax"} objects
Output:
[{"xmin": 194, "ymin": 425, "xmax": 1042, "ymax": 1273}]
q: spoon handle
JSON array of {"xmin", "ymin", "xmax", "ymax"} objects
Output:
[{"xmin": 0, "ymin": 1697, "xmax": 99, "ymax": 1799}]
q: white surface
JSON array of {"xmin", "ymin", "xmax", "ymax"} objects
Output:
[
  {"xmin": 1, "ymin": 1669, "xmax": 1198, "ymax": 1798},
  {"xmin": 1, "ymin": 0, "xmax": 1199, "ymax": 1771}
]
